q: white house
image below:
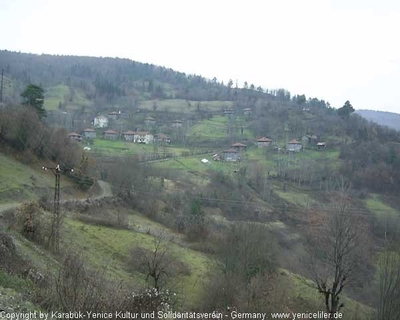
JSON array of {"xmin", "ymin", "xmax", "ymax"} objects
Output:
[
  {"xmin": 93, "ymin": 115, "xmax": 109, "ymax": 128},
  {"xmin": 133, "ymin": 131, "xmax": 154, "ymax": 144}
]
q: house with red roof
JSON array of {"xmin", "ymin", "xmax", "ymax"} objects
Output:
[{"xmin": 287, "ymin": 139, "xmax": 302, "ymax": 152}]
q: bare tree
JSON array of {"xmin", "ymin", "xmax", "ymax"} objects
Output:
[
  {"xmin": 377, "ymin": 248, "xmax": 400, "ymax": 320},
  {"xmin": 304, "ymin": 186, "xmax": 366, "ymax": 315},
  {"xmin": 130, "ymin": 232, "xmax": 176, "ymax": 290}
]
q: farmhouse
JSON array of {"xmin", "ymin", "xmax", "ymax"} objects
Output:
[
  {"xmin": 133, "ymin": 131, "xmax": 154, "ymax": 144},
  {"xmin": 302, "ymin": 134, "xmax": 318, "ymax": 146},
  {"xmin": 223, "ymin": 148, "xmax": 240, "ymax": 162},
  {"xmin": 144, "ymin": 117, "xmax": 156, "ymax": 126},
  {"xmin": 107, "ymin": 111, "xmax": 120, "ymax": 120},
  {"xmin": 243, "ymin": 108, "xmax": 252, "ymax": 115},
  {"xmin": 93, "ymin": 115, "xmax": 109, "ymax": 128},
  {"xmin": 172, "ymin": 119, "xmax": 183, "ymax": 128},
  {"xmin": 102, "ymin": 129, "xmax": 118, "ymax": 140},
  {"xmin": 68, "ymin": 132, "xmax": 82, "ymax": 142},
  {"xmin": 155, "ymin": 133, "xmax": 171, "ymax": 145},
  {"xmin": 122, "ymin": 130, "xmax": 136, "ymax": 142},
  {"xmin": 82, "ymin": 128, "xmax": 96, "ymax": 139},
  {"xmin": 257, "ymin": 137, "xmax": 272, "ymax": 148},
  {"xmin": 231, "ymin": 142, "xmax": 247, "ymax": 152},
  {"xmin": 223, "ymin": 108, "xmax": 235, "ymax": 115},
  {"xmin": 287, "ymin": 139, "xmax": 302, "ymax": 152}
]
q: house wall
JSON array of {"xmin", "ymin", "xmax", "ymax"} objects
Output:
[
  {"xmin": 123, "ymin": 134, "xmax": 135, "ymax": 142},
  {"xmin": 224, "ymin": 152, "xmax": 239, "ymax": 161},
  {"xmin": 257, "ymin": 141, "xmax": 271, "ymax": 148},
  {"xmin": 94, "ymin": 117, "xmax": 109, "ymax": 128},
  {"xmin": 83, "ymin": 132, "xmax": 96, "ymax": 139},
  {"xmin": 287, "ymin": 143, "xmax": 302, "ymax": 152},
  {"xmin": 134, "ymin": 134, "xmax": 154, "ymax": 144},
  {"xmin": 104, "ymin": 133, "xmax": 117, "ymax": 140}
]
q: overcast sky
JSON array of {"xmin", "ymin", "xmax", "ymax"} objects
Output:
[{"xmin": 1, "ymin": 0, "xmax": 400, "ymax": 112}]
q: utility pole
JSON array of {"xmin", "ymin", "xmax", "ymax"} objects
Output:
[{"xmin": 42, "ymin": 164, "xmax": 73, "ymax": 252}]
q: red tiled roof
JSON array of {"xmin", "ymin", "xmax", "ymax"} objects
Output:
[
  {"xmin": 288, "ymin": 139, "xmax": 301, "ymax": 144},
  {"xmin": 224, "ymin": 148, "xmax": 239, "ymax": 153},
  {"xmin": 134, "ymin": 131, "xmax": 150, "ymax": 135},
  {"xmin": 83, "ymin": 128, "xmax": 96, "ymax": 132},
  {"xmin": 103, "ymin": 130, "xmax": 118, "ymax": 134},
  {"xmin": 257, "ymin": 137, "xmax": 272, "ymax": 142},
  {"xmin": 231, "ymin": 142, "xmax": 247, "ymax": 147},
  {"xmin": 122, "ymin": 130, "xmax": 136, "ymax": 135},
  {"xmin": 157, "ymin": 133, "xmax": 169, "ymax": 139},
  {"xmin": 68, "ymin": 132, "xmax": 81, "ymax": 136}
]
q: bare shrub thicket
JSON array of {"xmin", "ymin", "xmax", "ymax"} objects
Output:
[
  {"xmin": 130, "ymin": 232, "xmax": 190, "ymax": 290},
  {"xmin": 0, "ymin": 231, "xmax": 29, "ymax": 274},
  {"xmin": 75, "ymin": 203, "xmax": 129, "ymax": 230},
  {"xmin": 14, "ymin": 201, "xmax": 51, "ymax": 245},
  {"xmin": 201, "ymin": 222, "xmax": 278, "ymax": 312},
  {"xmin": 35, "ymin": 252, "xmax": 176, "ymax": 316},
  {"xmin": 376, "ymin": 248, "xmax": 400, "ymax": 320}
]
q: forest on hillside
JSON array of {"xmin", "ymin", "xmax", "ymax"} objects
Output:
[{"xmin": 1, "ymin": 50, "xmax": 400, "ymax": 194}]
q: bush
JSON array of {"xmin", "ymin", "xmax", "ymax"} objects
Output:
[{"xmin": 14, "ymin": 201, "xmax": 50, "ymax": 245}]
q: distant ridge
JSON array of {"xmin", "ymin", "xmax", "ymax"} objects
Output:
[{"xmin": 355, "ymin": 109, "xmax": 400, "ymax": 131}]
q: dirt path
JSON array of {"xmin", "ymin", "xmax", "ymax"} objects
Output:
[{"xmin": 0, "ymin": 180, "xmax": 112, "ymax": 214}]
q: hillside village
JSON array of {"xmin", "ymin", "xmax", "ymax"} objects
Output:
[
  {"xmin": 0, "ymin": 51, "xmax": 400, "ymax": 319},
  {"xmin": 66, "ymin": 107, "xmax": 327, "ymax": 162}
]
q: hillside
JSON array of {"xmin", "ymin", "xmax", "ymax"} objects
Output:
[
  {"xmin": 356, "ymin": 109, "xmax": 400, "ymax": 131},
  {"xmin": 1, "ymin": 50, "xmax": 400, "ymax": 318}
]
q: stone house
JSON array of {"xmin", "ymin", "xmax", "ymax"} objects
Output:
[
  {"xmin": 102, "ymin": 129, "xmax": 118, "ymax": 140},
  {"xmin": 257, "ymin": 137, "xmax": 272, "ymax": 148},
  {"xmin": 68, "ymin": 132, "xmax": 82, "ymax": 142},
  {"xmin": 82, "ymin": 128, "xmax": 96, "ymax": 139},
  {"xmin": 223, "ymin": 148, "xmax": 240, "ymax": 161},
  {"xmin": 287, "ymin": 139, "xmax": 302, "ymax": 152}
]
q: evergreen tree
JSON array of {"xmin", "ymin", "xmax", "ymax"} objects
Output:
[
  {"xmin": 21, "ymin": 84, "xmax": 46, "ymax": 118},
  {"xmin": 337, "ymin": 100, "xmax": 354, "ymax": 119}
]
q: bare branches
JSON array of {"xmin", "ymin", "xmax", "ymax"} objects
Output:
[
  {"xmin": 377, "ymin": 249, "xmax": 400, "ymax": 320},
  {"xmin": 303, "ymin": 182, "xmax": 367, "ymax": 315}
]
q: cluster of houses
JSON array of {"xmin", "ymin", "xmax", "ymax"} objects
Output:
[
  {"xmin": 69, "ymin": 111, "xmax": 326, "ymax": 158},
  {"xmin": 223, "ymin": 108, "xmax": 252, "ymax": 116},
  {"xmin": 218, "ymin": 137, "xmax": 273, "ymax": 162},
  {"xmin": 92, "ymin": 113, "xmax": 184, "ymax": 129},
  {"xmin": 67, "ymin": 113, "xmax": 185, "ymax": 144},
  {"xmin": 68, "ymin": 129, "xmax": 171, "ymax": 145},
  {"xmin": 216, "ymin": 136, "xmax": 325, "ymax": 162}
]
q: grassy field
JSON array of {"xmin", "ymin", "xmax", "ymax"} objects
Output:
[
  {"xmin": 88, "ymin": 139, "xmax": 195, "ymax": 156},
  {"xmin": 189, "ymin": 115, "xmax": 253, "ymax": 141},
  {"xmin": 0, "ymin": 153, "xmax": 76, "ymax": 204},
  {"xmin": 43, "ymin": 85, "xmax": 70, "ymax": 110},
  {"xmin": 138, "ymin": 99, "xmax": 233, "ymax": 113},
  {"xmin": 44, "ymin": 85, "xmax": 92, "ymax": 111},
  {"xmin": 273, "ymin": 183, "xmax": 316, "ymax": 207},
  {"xmin": 286, "ymin": 270, "xmax": 374, "ymax": 318},
  {"xmin": 153, "ymin": 156, "xmax": 242, "ymax": 176},
  {"xmin": 364, "ymin": 193, "xmax": 400, "ymax": 218},
  {"xmin": 62, "ymin": 215, "xmax": 216, "ymax": 307}
]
